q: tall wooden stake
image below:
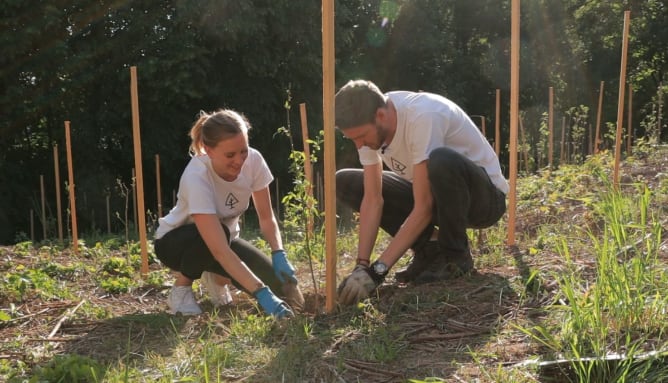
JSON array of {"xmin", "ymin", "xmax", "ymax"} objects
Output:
[
  {"xmin": 613, "ymin": 11, "xmax": 630, "ymax": 188},
  {"xmin": 53, "ymin": 145, "xmax": 63, "ymax": 243},
  {"xmin": 64, "ymin": 121, "xmax": 79, "ymax": 254},
  {"xmin": 130, "ymin": 66, "xmax": 149, "ymax": 275},
  {"xmin": 594, "ymin": 81, "xmax": 605, "ymax": 154},
  {"xmin": 322, "ymin": 0, "xmax": 337, "ymax": 312},
  {"xmin": 507, "ymin": 0, "xmax": 520, "ymax": 246}
]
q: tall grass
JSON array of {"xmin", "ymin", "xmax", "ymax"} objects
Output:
[{"xmin": 518, "ymin": 181, "xmax": 668, "ymax": 382}]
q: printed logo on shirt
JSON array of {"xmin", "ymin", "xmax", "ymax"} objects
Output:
[
  {"xmin": 225, "ymin": 193, "xmax": 240, "ymax": 209},
  {"xmin": 391, "ymin": 158, "xmax": 407, "ymax": 175}
]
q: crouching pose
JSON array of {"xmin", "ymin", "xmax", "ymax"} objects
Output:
[
  {"xmin": 334, "ymin": 80, "xmax": 508, "ymax": 305},
  {"xmin": 154, "ymin": 109, "xmax": 304, "ymax": 318}
]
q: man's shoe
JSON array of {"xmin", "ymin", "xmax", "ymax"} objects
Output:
[
  {"xmin": 413, "ymin": 250, "xmax": 474, "ymax": 284},
  {"xmin": 200, "ymin": 271, "xmax": 233, "ymax": 306},
  {"xmin": 167, "ymin": 285, "xmax": 203, "ymax": 315},
  {"xmin": 395, "ymin": 240, "xmax": 441, "ymax": 283}
]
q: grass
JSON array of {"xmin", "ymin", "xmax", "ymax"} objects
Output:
[{"xmin": 1, "ymin": 146, "xmax": 668, "ymax": 382}]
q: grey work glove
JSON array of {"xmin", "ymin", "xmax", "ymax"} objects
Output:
[{"xmin": 337, "ymin": 265, "xmax": 382, "ymax": 306}]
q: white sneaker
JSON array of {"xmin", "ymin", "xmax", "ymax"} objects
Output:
[
  {"xmin": 167, "ymin": 285, "xmax": 202, "ymax": 315},
  {"xmin": 200, "ymin": 271, "xmax": 233, "ymax": 306}
]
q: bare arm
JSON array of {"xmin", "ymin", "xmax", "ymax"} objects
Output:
[
  {"xmin": 378, "ymin": 160, "xmax": 433, "ymax": 268},
  {"xmin": 192, "ymin": 213, "xmax": 264, "ymax": 293},
  {"xmin": 252, "ymin": 186, "xmax": 283, "ymax": 251},
  {"xmin": 357, "ymin": 163, "xmax": 384, "ymax": 263}
]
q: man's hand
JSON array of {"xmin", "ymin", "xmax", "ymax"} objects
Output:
[
  {"xmin": 337, "ymin": 265, "xmax": 382, "ymax": 305},
  {"xmin": 271, "ymin": 250, "xmax": 298, "ymax": 284}
]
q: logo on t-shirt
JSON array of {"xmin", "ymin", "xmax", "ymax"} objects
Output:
[
  {"xmin": 391, "ymin": 158, "xmax": 407, "ymax": 175},
  {"xmin": 225, "ymin": 193, "xmax": 240, "ymax": 209}
]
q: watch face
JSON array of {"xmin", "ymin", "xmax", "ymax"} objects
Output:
[{"xmin": 373, "ymin": 261, "xmax": 388, "ymax": 275}]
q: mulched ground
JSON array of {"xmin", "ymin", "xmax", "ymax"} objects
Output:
[{"xmin": 2, "ymin": 148, "xmax": 668, "ymax": 382}]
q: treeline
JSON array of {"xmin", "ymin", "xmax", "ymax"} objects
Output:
[{"xmin": 1, "ymin": 0, "xmax": 666, "ymax": 244}]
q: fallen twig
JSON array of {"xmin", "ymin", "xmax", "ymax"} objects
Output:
[{"xmin": 48, "ymin": 299, "xmax": 86, "ymax": 339}]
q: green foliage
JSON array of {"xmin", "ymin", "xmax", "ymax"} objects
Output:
[
  {"xmin": 25, "ymin": 354, "xmax": 105, "ymax": 383},
  {"xmin": 0, "ymin": 267, "xmax": 63, "ymax": 303}
]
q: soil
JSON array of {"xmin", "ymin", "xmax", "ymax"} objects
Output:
[{"xmin": 1, "ymin": 148, "xmax": 667, "ymax": 382}]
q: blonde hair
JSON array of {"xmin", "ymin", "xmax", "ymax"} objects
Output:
[{"xmin": 189, "ymin": 109, "xmax": 251, "ymax": 156}]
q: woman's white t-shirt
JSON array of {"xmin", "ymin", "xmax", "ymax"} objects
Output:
[
  {"xmin": 155, "ymin": 147, "xmax": 273, "ymax": 240},
  {"xmin": 357, "ymin": 91, "xmax": 509, "ymax": 194}
]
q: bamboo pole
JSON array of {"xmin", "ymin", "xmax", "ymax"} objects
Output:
[
  {"xmin": 322, "ymin": 0, "xmax": 337, "ymax": 312},
  {"xmin": 548, "ymin": 87, "xmax": 554, "ymax": 168},
  {"xmin": 155, "ymin": 154, "xmax": 162, "ymax": 218},
  {"xmin": 613, "ymin": 11, "xmax": 631, "ymax": 188},
  {"xmin": 53, "ymin": 145, "xmax": 63, "ymax": 243},
  {"xmin": 495, "ymin": 89, "xmax": 501, "ymax": 156},
  {"xmin": 130, "ymin": 66, "xmax": 149, "ymax": 275},
  {"xmin": 64, "ymin": 121, "xmax": 78, "ymax": 254},
  {"xmin": 299, "ymin": 103, "xmax": 314, "ymax": 236},
  {"xmin": 40, "ymin": 175, "xmax": 47, "ymax": 240},
  {"xmin": 594, "ymin": 81, "xmax": 605, "ymax": 154},
  {"xmin": 507, "ymin": 0, "xmax": 520, "ymax": 246},
  {"xmin": 627, "ymin": 85, "xmax": 633, "ymax": 154}
]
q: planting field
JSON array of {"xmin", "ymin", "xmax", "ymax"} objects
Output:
[{"xmin": 1, "ymin": 146, "xmax": 668, "ymax": 382}]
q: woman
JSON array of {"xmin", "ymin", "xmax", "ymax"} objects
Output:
[{"xmin": 154, "ymin": 109, "xmax": 304, "ymax": 318}]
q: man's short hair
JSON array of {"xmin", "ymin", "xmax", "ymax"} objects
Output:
[{"xmin": 335, "ymin": 80, "xmax": 387, "ymax": 130}]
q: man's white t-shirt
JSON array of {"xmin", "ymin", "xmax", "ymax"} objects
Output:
[
  {"xmin": 155, "ymin": 147, "xmax": 273, "ymax": 240},
  {"xmin": 358, "ymin": 91, "xmax": 509, "ymax": 194}
]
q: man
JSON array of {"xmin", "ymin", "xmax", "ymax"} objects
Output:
[{"xmin": 335, "ymin": 80, "xmax": 508, "ymax": 305}]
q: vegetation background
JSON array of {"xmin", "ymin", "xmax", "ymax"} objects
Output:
[
  {"xmin": 1, "ymin": 1, "xmax": 668, "ymax": 382},
  {"xmin": 1, "ymin": 0, "xmax": 667, "ymax": 244}
]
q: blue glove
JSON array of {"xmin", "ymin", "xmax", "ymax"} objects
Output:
[
  {"xmin": 271, "ymin": 250, "xmax": 298, "ymax": 284},
  {"xmin": 254, "ymin": 286, "xmax": 294, "ymax": 318}
]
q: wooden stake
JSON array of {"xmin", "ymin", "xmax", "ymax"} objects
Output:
[
  {"xmin": 40, "ymin": 175, "xmax": 47, "ymax": 240},
  {"xmin": 53, "ymin": 145, "xmax": 63, "ymax": 243},
  {"xmin": 613, "ymin": 11, "xmax": 631, "ymax": 188},
  {"xmin": 130, "ymin": 66, "xmax": 149, "ymax": 275},
  {"xmin": 548, "ymin": 87, "xmax": 554, "ymax": 168},
  {"xmin": 64, "ymin": 121, "xmax": 79, "ymax": 254},
  {"xmin": 594, "ymin": 81, "xmax": 605, "ymax": 154},
  {"xmin": 507, "ymin": 0, "xmax": 520, "ymax": 246},
  {"xmin": 155, "ymin": 154, "xmax": 162, "ymax": 218},
  {"xmin": 627, "ymin": 84, "xmax": 633, "ymax": 154},
  {"xmin": 495, "ymin": 89, "xmax": 501, "ymax": 156},
  {"xmin": 322, "ymin": 0, "xmax": 337, "ymax": 312}
]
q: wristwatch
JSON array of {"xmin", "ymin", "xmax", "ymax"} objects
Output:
[{"xmin": 371, "ymin": 260, "xmax": 389, "ymax": 277}]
